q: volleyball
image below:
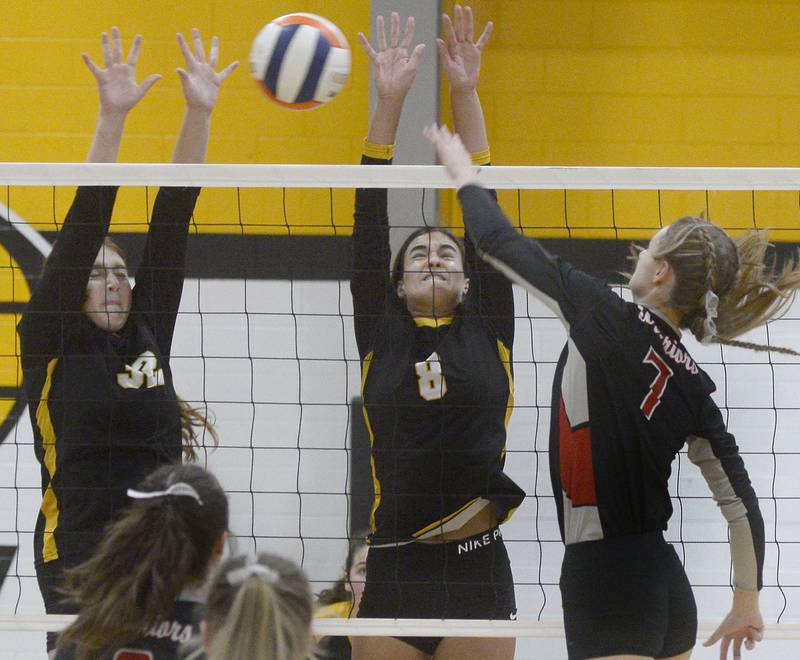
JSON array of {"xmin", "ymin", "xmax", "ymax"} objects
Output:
[{"xmin": 249, "ymin": 13, "xmax": 351, "ymax": 110}]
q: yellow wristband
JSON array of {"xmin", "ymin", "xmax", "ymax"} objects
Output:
[
  {"xmin": 471, "ymin": 148, "xmax": 491, "ymax": 166},
  {"xmin": 363, "ymin": 140, "xmax": 395, "ymax": 160}
]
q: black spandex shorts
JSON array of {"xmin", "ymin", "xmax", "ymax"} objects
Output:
[
  {"xmin": 560, "ymin": 531, "xmax": 697, "ymax": 659},
  {"xmin": 37, "ymin": 558, "xmax": 78, "ymax": 652},
  {"xmin": 358, "ymin": 526, "xmax": 516, "ymax": 656}
]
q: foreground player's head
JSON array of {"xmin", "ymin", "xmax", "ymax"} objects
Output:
[
  {"xmin": 82, "ymin": 236, "xmax": 133, "ymax": 333},
  {"xmin": 58, "ymin": 464, "xmax": 229, "ymax": 659},
  {"xmin": 202, "ymin": 552, "xmax": 313, "ymax": 660},
  {"xmin": 630, "ymin": 215, "xmax": 800, "ymax": 346},
  {"xmin": 393, "ymin": 228, "xmax": 469, "ymax": 317}
]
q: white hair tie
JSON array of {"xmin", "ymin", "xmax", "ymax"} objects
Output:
[
  {"xmin": 226, "ymin": 559, "xmax": 279, "ymax": 586},
  {"xmin": 127, "ymin": 482, "xmax": 204, "ymax": 506},
  {"xmin": 701, "ymin": 290, "xmax": 719, "ymax": 345}
]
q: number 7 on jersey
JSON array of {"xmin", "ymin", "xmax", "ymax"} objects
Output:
[{"xmin": 641, "ymin": 347, "xmax": 673, "ymax": 420}]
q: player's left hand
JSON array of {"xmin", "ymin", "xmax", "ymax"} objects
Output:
[
  {"xmin": 176, "ymin": 28, "xmax": 239, "ymax": 113},
  {"xmin": 438, "ymin": 4, "xmax": 492, "ymax": 93},
  {"xmin": 423, "ymin": 123, "xmax": 479, "ymax": 189},
  {"xmin": 703, "ymin": 604, "xmax": 764, "ymax": 659}
]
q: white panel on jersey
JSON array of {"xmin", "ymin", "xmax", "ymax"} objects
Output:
[
  {"xmin": 277, "ymin": 25, "xmax": 320, "ymax": 102},
  {"xmin": 562, "ymin": 492, "xmax": 603, "ymax": 544},
  {"xmin": 561, "ymin": 337, "xmax": 589, "ymax": 426}
]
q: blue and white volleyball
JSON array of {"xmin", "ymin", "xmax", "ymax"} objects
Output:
[{"xmin": 249, "ymin": 13, "xmax": 351, "ymax": 110}]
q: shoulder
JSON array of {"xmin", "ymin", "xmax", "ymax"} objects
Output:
[{"xmin": 315, "ymin": 600, "xmax": 353, "ymax": 619}]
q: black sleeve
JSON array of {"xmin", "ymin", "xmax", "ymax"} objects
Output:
[
  {"xmin": 688, "ymin": 397, "xmax": 765, "ymax": 591},
  {"xmin": 131, "ymin": 186, "xmax": 201, "ymax": 357},
  {"xmin": 18, "ymin": 186, "xmax": 118, "ymax": 362},
  {"xmin": 463, "ymin": 184, "xmax": 514, "ymax": 347},
  {"xmin": 350, "ymin": 155, "xmax": 391, "ymax": 358},
  {"xmin": 457, "ymin": 184, "xmax": 614, "ymax": 329}
]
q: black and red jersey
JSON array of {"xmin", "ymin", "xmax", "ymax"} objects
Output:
[
  {"xmin": 18, "ymin": 185, "xmax": 200, "ymax": 570},
  {"xmin": 55, "ymin": 596, "xmax": 203, "ymax": 660},
  {"xmin": 458, "ymin": 184, "xmax": 764, "ymax": 592},
  {"xmin": 352, "ymin": 155, "xmax": 525, "ymax": 545}
]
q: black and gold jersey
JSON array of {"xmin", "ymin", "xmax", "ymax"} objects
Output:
[
  {"xmin": 18, "ymin": 185, "xmax": 200, "ymax": 570},
  {"xmin": 352, "ymin": 155, "xmax": 525, "ymax": 546},
  {"xmin": 458, "ymin": 183, "xmax": 764, "ymax": 592},
  {"xmin": 55, "ymin": 597, "xmax": 203, "ymax": 660}
]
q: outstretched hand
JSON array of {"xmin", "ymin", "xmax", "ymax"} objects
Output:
[
  {"xmin": 82, "ymin": 27, "xmax": 161, "ymax": 116},
  {"xmin": 703, "ymin": 604, "xmax": 764, "ymax": 659},
  {"xmin": 423, "ymin": 123, "xmax": 480, "ymax": 189},
  {"xmin": 438, "ymin": 4, "xmax": 492, "ymax": 93},
  {"xmin": 176, "ymin": 28, "xmax": 239, "ymax": 113},
  {"xmin": 358, "ymin": 12, "xmax": 425, "ymax": 103}
]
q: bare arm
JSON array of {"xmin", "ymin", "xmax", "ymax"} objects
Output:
[
  {"xmin": 83, "ymin": 27, "xmax": 161, "ymax": 163},
  {"xmin": 171, "ymin": 29, "xmax": 238, "ymax": 164}
]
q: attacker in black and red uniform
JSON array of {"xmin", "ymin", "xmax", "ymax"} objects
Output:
[{"xmin": 423, "ymin": 122, "xmax": 793, "ymax": 660}]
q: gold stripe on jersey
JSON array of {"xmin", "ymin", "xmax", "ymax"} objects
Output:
[
  {"xmin": 35, "ymin": 357, "xmax": 60, "ymax": 562},
  {"xmin": 412, "ymin": 496, "xmax": 484, "ymax": 539},
  {"xmin": 497, "ymin": 339, "xmax": 514, "ymax": 458},
  {"xmin": 413, "ymin": 316, "xmax": 454, "ymax": 328},
  {"xmin": 360, "ymin": 351, "xmax": 381, "ymax": 535}
]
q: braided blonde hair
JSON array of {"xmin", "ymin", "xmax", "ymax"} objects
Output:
[{"xmin": 648, "ymin": 216, "xmax": 800, "ymax": 355}]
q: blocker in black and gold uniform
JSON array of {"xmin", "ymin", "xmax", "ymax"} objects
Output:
[
  {"xmin": 20, "ymin": 183, "xmax": 199, "ymax": 571},
  {"xmin": 16, "ymin": 27, "xmax": 237, "ymax": 653},
  {"xmin": 351, "ymin": 9, "xmax": 522, "ymax": 660}
]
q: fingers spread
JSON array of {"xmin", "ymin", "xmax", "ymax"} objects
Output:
[
  {"xmin": 218, "ymin": 60, "xmax": 239, "ymax": 82},
  {"xmin": 476, "ymin": 21, "xmax": 494, "ymax": 51},
  {"xmin": 192, "ymin": 27, "xmax": 205, "ymax": 61},
  {"xmin": 376, "ymin": 14, "xmax": 387, "ymax": 52},
  {"xmin": 208, "ymin": 35, "xmax": 219, "ymax": 68},
  {"xmin": 82, "ymin": 53, "xmax": 100, "ymax": 76},
  {"xmin": 177, "ymin": 33, "xmax": 194, "ymax": 66},
  {"xmin": 111, "ymin": 26, "xmax": 123, "ymax": 63},
  {"xmin": 400, "ymin": 16, "xmax": 415, "ymax": 51},
  {"xmin": 357, "ymin": 32, "xmax": 377, "ymax": 59},
  {"xmin": 442, "ymin": 13, "xmax": 457, "ymax": 48},
  {"xmin": 389, "ymin": 12, "xmax": 400, "ymax": 49},
  {"xmin": 127, "ymin": 34, "xmax": 143, "ymax": 66},
  {"xmin": 101, "ymin": 31, "xmax": 111, "ymax": 68}
]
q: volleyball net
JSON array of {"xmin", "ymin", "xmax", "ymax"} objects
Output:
[{"xmin": 0, "ymin": 163, "xmax": 799, "ymax": 656}]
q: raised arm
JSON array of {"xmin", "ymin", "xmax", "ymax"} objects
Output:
[
  {"xmin": 438, "ymin": 5, "xmax": 513, "ymax": 344},
  {"xmin": 689, "ymin": 398, "xmax": 765, "ymax": 658},
  {"xmin": 351, "ymin": 12, "xmax": 424, "ymax": 357},
  {"xmin": 20, "ymin": 28, "xmax": 158, "ymax": 360},
  {"xmin": 424, "ymin": 124, "xmax": 612, "ymax": 330},
  {"xmin": 133, "ymin": 29, "xmax": 237, "ymax": 354}
]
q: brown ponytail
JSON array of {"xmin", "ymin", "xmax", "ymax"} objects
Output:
[
  {"xmin": 57, "ymin": 464, "xmax": 228, "ymax": 659},
  {"xmin": 178, "ymin": 397, "xmax": 219, "ymax": 462}
]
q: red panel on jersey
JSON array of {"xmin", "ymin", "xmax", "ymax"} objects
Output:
[{"xmin": 559, "ymin": 398, "xmax": 597, "ymax": 506}]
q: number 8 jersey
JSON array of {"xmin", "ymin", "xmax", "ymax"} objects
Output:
[{"xmin": 352, "ymin": 154, "xmax": 525, "ymax": 546}]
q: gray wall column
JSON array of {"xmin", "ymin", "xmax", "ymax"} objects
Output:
[{"xmin": 369, "ymin": 0, "xmax": 440, "ymax": 253}]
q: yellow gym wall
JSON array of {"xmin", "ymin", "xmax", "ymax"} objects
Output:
[
  {"xmin": 0, "ymin": 0, "xmax": 369, "ymax": 234},
  {"xmin": 0, "ymin": 2, "xmax": 799, "ymax": 239},
  {"xmin": 442, "ymin": 0, "xmax": 800, "ymax": 240}
]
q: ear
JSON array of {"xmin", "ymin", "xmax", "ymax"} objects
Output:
[
  {"xmin": 462, "ymin": 277, "xmax": 470, "ymax": 298},
  {"xmin": 344, "ymin": 578, "xmax": 353, "ymax": 594},
  {"xmin": 396, "ymin": 279, "xmax": 406, "ymax": 299},
  {"xmin": 213, "ymin": 531, "xmax": 228, "ymax": 559},
  {"xmin": 653, "ymin": 258, "xmax": 673, "ymax": 285}
]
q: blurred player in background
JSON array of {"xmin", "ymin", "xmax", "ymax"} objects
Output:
[
  {"xmin": 314, "ymin": 532, "xmax": 369, "ymax": 659},
  {"xmin": 17, "ymin": 26, "xmax": 236, "ymax": 656},
  {"xmin": 351, "ymin": 7, "xmax": 522, "ymax": 659}
]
